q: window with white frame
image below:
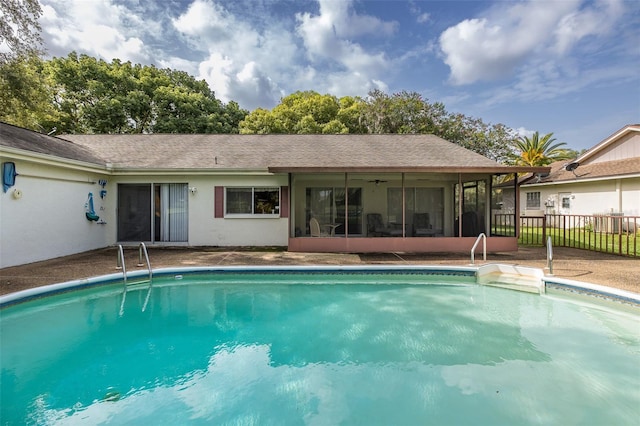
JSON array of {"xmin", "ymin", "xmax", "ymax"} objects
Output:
[
  {"xmin": 225, "ymin": 187, "xmax": 280, "ymax": 216},
  {"xmin": 526, "ymin": 192, "xmax": 540, "ymax": 209}
]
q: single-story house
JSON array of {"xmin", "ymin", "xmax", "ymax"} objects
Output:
[
  {"xmin": 519, "ymin": 124, "xmax": 640, "ymax": 222},
  {"xmin": 1, "ymin": 122, "xmax": 547, "ymax": 268}
]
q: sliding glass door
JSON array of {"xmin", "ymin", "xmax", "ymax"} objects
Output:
[
  {"xmin": 118, "ymin": 184, "xmax": 152, "ymax": 242},
  {"xmin": 305, "ymin": 187, "xmax": 362, "ymax": 236},
  {"xmin": 118, "ymin": 183, "xmax": 188, "ymax": 242},
  {"xmin": 155, "ymin": 184, "xmax": 189, "ymax": 242}
]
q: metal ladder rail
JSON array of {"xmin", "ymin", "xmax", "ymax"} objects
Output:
[
  {"xmin": 118, "ymin": 243, "xmax": 154, "ymax": 315},
  {"xmin": 118, "ymin": 245, "xmax": 128, "ymax": 316},
  {"xmin": 470, "ymin": 233, "xmax": 487, "ymax": 265},
  {"xmin": 138, "ymin": 242, "xmax": 153, "ymax": 312},
  {"xmin": 546, "ymin": 236, "xmax": 554, "ymax": 275}
]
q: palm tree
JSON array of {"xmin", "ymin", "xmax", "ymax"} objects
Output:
[{"xmin": 511, "ymin": 132, "xmax": 574, "ymax": 166}]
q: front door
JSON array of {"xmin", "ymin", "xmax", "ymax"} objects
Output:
[{"xmin": 559, "ymin": 192, "xmax": 571, "ymax": 215}]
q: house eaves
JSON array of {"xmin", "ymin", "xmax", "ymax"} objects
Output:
[
  {"xmin": 268, "ymin": 166, "xmax": 550, "ymax": 174},
  {"xmin": 0, "ymin": 122, "xmax": 106, "ymax": 166},
  {"xmin": 521, "ymin": 156, "xmax": 640, "ymax": 187},
  {"xmin": 0, "ymin": 145, "xmax": 110, "ymax": 175},
  {"xmin": 576, "ymin": 124, "xmax": 640, "ymax": 163},
  {"xmin": 522, "ymin": 171, "xmax": 640, "ymax": 188},
  {"xmin": 107, "ymin": 167, "xmax": 273, "ymax": 176}
]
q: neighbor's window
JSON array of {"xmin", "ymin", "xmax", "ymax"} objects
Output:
[
  {"xmin": 562, "ymin": 196, "xmax": 571, "ymax": 209},
  {"xmin": 226, "ymin": 187, "xmax": 279, "ymax": 216},
  {"xmin": 526, "ymin": 192, "xmax": 540, "ymax": 209}
]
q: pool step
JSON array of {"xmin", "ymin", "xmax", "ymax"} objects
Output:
[{"xmin": 476, "ymin": 264, "xmax": 544, "ymax": 294}]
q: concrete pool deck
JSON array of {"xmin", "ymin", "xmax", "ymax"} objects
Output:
[{"xmin": 1, "ymin": 246, "xmax": 639, "ymax": 296}]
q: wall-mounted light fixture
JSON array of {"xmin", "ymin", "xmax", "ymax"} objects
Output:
[{"xmin": 189, "ymin": 187, "xmax": 198, "ymax": 195}]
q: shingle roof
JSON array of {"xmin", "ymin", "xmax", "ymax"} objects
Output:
[
  {"xmin": 522, "ymin": 157, "xmax": 640, "ymax": 185},
  {"xmin": 0, "ymin": 122, "xmax": 105, "ymax": 165},
  {"xmin": 1, "ymin": 122, "xmax": 546, "ymax": 174},
  {"xmin": 61, "ymin": 133, "xmax": 534, "ymax": 173}
]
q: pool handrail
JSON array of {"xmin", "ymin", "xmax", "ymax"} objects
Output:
[
  {"xmin": 116, "ymin": 245, "xmax": 127, "ymax": 284},
  {"xmin": 117, "ymin": 243, "xmax": 153, "ymax": 315},
  {"xmin": 546, "ymin": 236, "xmax": 554, "ymax": 275},
  {"xmin": 470, "ymin": 233, "xmax": 486, "ymax": 265}
]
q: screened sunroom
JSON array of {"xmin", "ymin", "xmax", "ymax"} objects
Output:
[{"xmin": 284, "ymin": 170, "xmax": 527, "ymax": 254}]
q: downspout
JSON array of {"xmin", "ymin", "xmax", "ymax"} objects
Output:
[
  {"xmin": 514, "ymin": 173, "xmax": 520, "ymax": 238},
  {"xmin": 344, "ymin": 172, "xmax": 349, "ymax": 237},
  {"xmin": 402, "ymin": 172, "xmax": 406, "ymax": 237},
  {"xmin": 616, "ymin": 179, "xmax": 622, "ymax": 213},
  {"xmin": 458, "ymin": 173, "xmax": 462, "ymax": 237},
  {"xmin": 288, "ymin": 173, "xmax": 292, "ymax": 239}
]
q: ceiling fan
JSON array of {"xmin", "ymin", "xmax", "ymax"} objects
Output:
[{"xmin": 368, "ymin": 179, "xmax": 388, "ymax": 185}]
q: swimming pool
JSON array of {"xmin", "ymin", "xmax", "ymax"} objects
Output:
[{"xmin": 1, "ymin": 267, "xmax": 639, "ymax": 425}]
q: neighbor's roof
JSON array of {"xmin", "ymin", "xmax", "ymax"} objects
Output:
[
  {"xmin": 521, "ymin": 156, "xmax": 640, "ymax": 186},
  {"xmin": 61, "ymin": 133, "xmax": 546, "ymax": 174},
  {"xmin": 0, "ymin": 122, "xmax": 104, "ymax": 166}
]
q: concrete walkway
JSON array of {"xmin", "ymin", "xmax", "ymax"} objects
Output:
[{"xmin": 1, "ymin": 246, "xmax": 639, "ymax": 296}]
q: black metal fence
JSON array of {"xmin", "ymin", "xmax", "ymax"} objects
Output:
[{"xmin": 492, "ymin": 214, "xmax": 639, "ymax": 258}]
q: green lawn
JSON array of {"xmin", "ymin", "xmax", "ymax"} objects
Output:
[{"xmin": 517, "ymin": 226, "xmax": 639, "ymax": 257}]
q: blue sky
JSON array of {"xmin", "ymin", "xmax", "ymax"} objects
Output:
[{"xmin": 38, "ymin": 0, "xmax": 639, "ymax": 151}]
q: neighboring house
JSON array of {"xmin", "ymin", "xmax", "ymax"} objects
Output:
[
  {"xmin": 1, "ymin": 122, "xmax": 546, "ymax": 268},
  {"xmin": 519, "ymin": 124, "xmax": 640, "ymax": 220}
]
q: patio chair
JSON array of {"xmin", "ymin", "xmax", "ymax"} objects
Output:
[
  {"xmin": 413, "ymin": 212, "xmax": 432, "ymax": 236},
  {"xmin": 367, "ymin": 213, "xmax": 402, "ymax": 236},
  {"xmin": 309, "ymin": 217, "xmax": 329, "ymax": 237}
]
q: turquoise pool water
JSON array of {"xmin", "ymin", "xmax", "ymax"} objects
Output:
[{"xmin": 1, "ymin": 270, "xmax": 639, "ymax": 425}]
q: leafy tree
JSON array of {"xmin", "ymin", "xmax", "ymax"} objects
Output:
[
  {"xmin": 510, "ymin": 131, "xmax": 575, "ymax": 166},
  {"xmin": 0, "ymin": 54, "xmax": 57, "ymax": 130},
  {"xmin": 336, "ymin": 96, "xmax": 366, "ymax": 133},
  {"xmin": 40, "ymin": 53, "xmax": 247, "ymax": 134},
  {"xmin": 359, "ymin": 90, "xmax": 445, "ymax": 134},
  {"xmin": 0, "ymin": 0, "xmax": 43, "ymax": 65},
  {"xmin": 360, "ymin": 90, "xmax": 516, "ymax": 162},
  {"xmin": 240, "ymin": 91, "xmax": 357, "ymax": 134},
  {"xmin": 0, "ymin": 1, "xmax": 47, "ymax": 129}
]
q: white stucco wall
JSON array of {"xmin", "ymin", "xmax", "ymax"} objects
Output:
[
  {"xmin": 112, "ymin": 174, "xmax": 289, "ymax": 247},
  {"xmin": 520, "ymin": 177, "xmax": 640, "ymax": 217},
  {"xmin": 0, "ymin": 158, "xmax": 111, "ymax": 268},
  {"xmin": 188, "ymin": 174, "xmax": 289, "ymax": 246}
]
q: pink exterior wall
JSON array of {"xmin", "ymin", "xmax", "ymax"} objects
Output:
[{"xmin": 288, "ymin": 237, "xmax": 518, "ymax": 253}]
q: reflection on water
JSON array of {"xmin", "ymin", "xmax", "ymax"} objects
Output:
[{"xmin": 1, "ymin": 275, "xmax": 639, "ymax": 424}]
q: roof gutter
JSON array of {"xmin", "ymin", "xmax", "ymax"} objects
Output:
[
  {"xmin": 268, "ymin": 166, "xmax": 550, "ymax": 174},
  {"xmin": 0, "ymin": 146, "xmax": 110, "ymax": 174},
  {"xmin": 522, "ymin": 172, "xmax": 640, "ymax": 187}
]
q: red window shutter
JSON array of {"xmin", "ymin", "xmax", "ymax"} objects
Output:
[
  {"xmin": 214, "ymin": 186, "xmax": 224, "ymax": 218},
  {"xmin": 280, "ymin": 186, "xmax": 289, "ymax": 218}
]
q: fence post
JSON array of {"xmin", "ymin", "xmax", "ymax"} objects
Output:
[{"xmin": 542, "ymin": 215, "xmax": 547, "ymax": 247}]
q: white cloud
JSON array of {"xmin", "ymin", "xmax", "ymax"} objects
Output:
[
  {"xmin": 40, "ymin": 0, "xmax": 153, "ymax": 63},
  {"xmin": 171, "ymin": 0, "xmax": 298, "ymax": 108},
  {"xmin": 552, "ymin": 0, "xmax": 624, "ymax": 54},
  {"xmin": 296, "ymin": 0, "xmax": 395, "ymax": 65},
  {"xmin": 294, "ymin": 0, "xmax": 396, "ymax": 98},
  {"xmin": 417, "ymin": 13, "xmax": 431, "ymax": 24},
  {"xmin": 169, "ymin": 0, "xmax": 397, "ymax": 109},
  {"xmin": 438, "ymin": 0, "xmax": 624, "ymax": 86}
]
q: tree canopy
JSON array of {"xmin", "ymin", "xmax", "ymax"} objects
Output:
[
  {"xmin": 1, "ymin": 53, "xmax": 247, "ymax": 134},
  {"xmin": 0, "ymin": 0, "xmax": 43, "ymax": 65},
  {"xmin": 0, "ymin": 46, "xmax": 574, "ymax": 163},
  {"xmin": 241, "ymin": 89, "xmax": 518, "ymax": 162},
  {"xmin": 240, "ymin": 91, "xmax": 360, "ymax": 134}
]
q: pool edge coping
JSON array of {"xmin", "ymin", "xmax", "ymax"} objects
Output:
[{"xmin": 2, "ymin": 264, "xmax": 639, "ymax": 309}]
